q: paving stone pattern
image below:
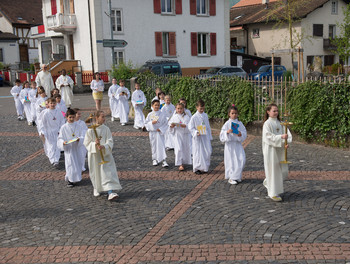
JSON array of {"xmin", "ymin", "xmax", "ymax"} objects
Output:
[{"xmin": 0, "ymin": 91, "xmax": 350, "ymax": 263}]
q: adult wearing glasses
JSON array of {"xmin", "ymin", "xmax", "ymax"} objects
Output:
[{"xmin": 35, "ymin": 64, "xmax": 55, "ymax": 97}]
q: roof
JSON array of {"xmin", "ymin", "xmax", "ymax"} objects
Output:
[
  {"xmin": 0, "ymin": 0, "xmax": 43, "ymax": 26},
  {"xmin": 0, "ymin": 31, "xmax": 20, "ymax": 41},
  {"xmin": 230, "ymin": 0, "xmax": 343, "ymax": 27}
]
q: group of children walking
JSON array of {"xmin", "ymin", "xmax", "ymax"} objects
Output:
[{"xmin": 12, "ymin": 78, "xmax": 292, "ymax": 202}]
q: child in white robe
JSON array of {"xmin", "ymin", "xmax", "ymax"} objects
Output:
[
  {"xmin": 35, "ymin": 87, "xmax": 48, "ymax": 135},
  {"xmin": 188, "ymin": 99, "xmax": 212, "ymax": 174},
  {"xmin": 19, "ymin": 81, "xmax": 32, "ymax": 125},
  {"xmin": 169, "ymin": 103, "xmax": 192, "ymax": 171},
  {"xmin": 41, "ymin": 98, "xmax": 65, "ymax": 166},
  {"xmin": 158, "ymin": 91, "xmax": 166, "ymax": 109},
  {"xmin": 74, "ymin": 108, "xmax": 88, "ymax": 171},
  {"xmin": 108, "ymin": 78, "xmax": 119, "ymax": 121},
  {"xmin": 83, "ymin": 110, "xmax": 122, "ymax": 201},
  {"xmin": 131, "ymin": 82, "xmax": 146, "ymax": 129},
  {"xmin": 220, "ymin": 104, "xmax": 247, "ymax": 185},
  {"xmin": 262, "ymin": 103, "xmax": 292, "ymax": 202},
  {"xmin": 54, "ymin": 94, "xmax": 67, "ymax": 115},
  {"xmin": 116, "ymin": 79, "xmax": 130, "ymax": 126},
  {"xmin": 57, "ymin": 109, "xmax": 85, "ymax": 187},
  {"xmin": 51, "ymin": 88, "xmax": 66, "ymax": 106},
  {"xmin": 179, "ymin": 98, "xmax": 192, "ymax": 118},
  {"xmin": 161, "ymin": 95, "xmax": 176, "ymax": 150},
  {"xmin": 10, "ymin": 79, "xmax": 24, "ymax": 120},
  {"xmin": 28, "ymin": 81, "xmax": 38, "ymax": 126},
  {"xmin": 145, "ymin": 99, "xmax": 169, "ymax": 167}
]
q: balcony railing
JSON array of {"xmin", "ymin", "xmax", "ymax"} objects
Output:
[
  {"xmin": 323, "ymin": 38, "xmax": 337, "ymax": 50},
  {"xmin": 46, "ymin": 13, "xmax": 77, "ymax": 33}
]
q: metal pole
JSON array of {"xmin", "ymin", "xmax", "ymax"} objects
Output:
[{"xmin": 109, "ymin": 0, "xmax": 115, "ymax": 66}]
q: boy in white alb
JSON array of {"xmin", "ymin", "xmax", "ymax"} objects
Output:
[
  {"xmin": 19, "ymin": 81, "xmax": 32, "ymax": 125},
  {"xmin": 145, "ymin": 100, "xmax": 169, "ymax": 167},
  {"xmin": 161, "ymin": 95, "xmax": 175, "ymax": 150},
  {"xmin": 35, "ymin": 87, "xmax": 48, "ymax": 135},
  {"xmin": 188, "ymin": 99, "xmax": 212, "ymax": 174},
  {"xmin": 131, "ymin": 82, "xmax": 146, "ymax": 129},
  {"xmin": 108, "ymin": 78, "xmax": 119, "ymax": 121},
  {"xmin": 10, "ymin": 79, "xmax": 24, "ymax": 120},
  {"xmin": 57, "ymin": 109, "xmax": 85, "ymax": 187},
  {"xmin": 28, "ymin": 81, "xmax": 38, "ymax": 126},
  {"xmin": 116, "ymin": 79, "xmax": 130, "ymax": 126}
]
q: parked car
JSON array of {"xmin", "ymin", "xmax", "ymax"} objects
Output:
[
  {"xmin": 139, "ymin": 60, "xmax": 182, "ymax": 76},
  {"xmin": 197, "ymin": 66, "xmax": 248, "ymax": 79},
  {"xmin": 249, "ymin": 65, "xmax": 287, "ymax": 81}
]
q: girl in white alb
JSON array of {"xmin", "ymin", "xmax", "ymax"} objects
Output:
[
  {"xmin": 19, "ymin": 81, "xmax": 32, "ymax": 125},
  {"xmin": 108, "ymin": 78, "xmax": 119, "ymax": 121},
  {"xmin": 131, "ymin": 83, "xmax": 146, "ymax": 129}
]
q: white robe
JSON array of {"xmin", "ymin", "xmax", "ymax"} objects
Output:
[
  {"xmin": 188, "ymin": 111, "xmax": 212, "ymax": 172},
  {"xmin": 131, "ymin": 89, "xmax": 146, "ymax": 128},
  {"xmin": 56, "ymin": 100, "xmax": 67, "ymax": 115},
  {"xmin": 35, "ymin": 71, "xmax": 55, "ymax": 96},
  {"xmin": 19, "ymin": 88, "xmax": 32, "ymax": 122},
  {"xmin": 55, "ymin": 75, "xmax": 74, "ymax": 107},
  {"xmin": 83, "ymin": 124, "xmax": 122, "ymax": 193},
  {"xmin": 108, "ymin": 84, "xmax": 120, "ymax": 119},
  {"xmin": 262, "ymin": 117, "xmax": 292, "ymax": 197},
  {"xmin": 169, "ymin": 113, "xmax": 192, "ymax": 166},
  {"xmin": 76, "ymin": 119, "xmax": 88, "ymax": 171},
  {"xmin": 220, "ymin": 119, "xmax": 247, "ymax": 181},
  {"xmin": 10, "ymin": 85, "xmax": 23, "ymax": 116},
  {"xmin": 35, "ymin": 97, "xmax": 48, "ymax": 135},
  {"xmin": 28, "ymin": 89, "xmax": 38, "ymax": 122},
  {"xmin": 57, "ymin": 122, "xmax": 85, "ymax": 183},
  {"xmin": 41, "ymin": 108, "xmax": 65, "ymax": 164},
  {"xmin": 145, "ymin": 110, "xmax": 168, "ymax": 162},
  {"xmin": 116, "ymin": 86, "xmax": 130, "ymax": 124},
  {"xmin": 161, "ymin": 103, "xmax": 176, "ymax": 149}
]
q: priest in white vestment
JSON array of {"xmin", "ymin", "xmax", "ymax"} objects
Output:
[
  {"xmin": 56, "ymin": 69, "xmax": 74, "ymax": 107},
  {"xmin": 35, "ymin": 64, "xmax": 55, "ymax": 97}
]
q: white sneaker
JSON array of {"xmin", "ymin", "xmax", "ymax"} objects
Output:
[
  {"xmin": 19, "ymin": 116, "xmax": 24, "ymax": 121},
  {"xmin": 162, "ymin": 160, "xmax": 169, "ymax": 168},
  {"xmin": 121, "ymin": 123, "xmax": 126, "ymax": 126},
  {"xmin": 28, "ymin": 122, "xmax": 32, "ymax": 126},
  {"xmin": 111, "ymin": 117, "xmax": 114, "ymax": 121},
  {"xmin": 152, "ymin": 160, "xmax": 158, "ymax": 166},
  {"xmin": 93, "ymin": 189, "xmax": 100, "ymax": 197},
  {"xmin": 133, "ymin": 126, "xmax": 139, "ymax": 130},
  {"xmin": 108, "ymin": 193, "xmax": 119, "ymax": 201},
  {"xmin": 228, "ymin": 179, "xmax": 238, "ymax": 185}
]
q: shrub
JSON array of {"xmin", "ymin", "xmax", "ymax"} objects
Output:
[{"xmin": 110, "ymin": 61, "xmax": 137, "ymax": 81}]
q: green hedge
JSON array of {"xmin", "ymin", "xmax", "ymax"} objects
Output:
[
  {"xmin": 288, "ymin": 81, "xmax": 350, "ymax": 147},
  {"xmin": 136, "ymin": 73, "xmax": 255, "ymax": 125}
]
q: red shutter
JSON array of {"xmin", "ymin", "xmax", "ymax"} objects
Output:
[
  {"xmin": 155, "ymin": 32, "xmax": 163, "ymax": 56},
  {"xmin": 169, "ymin": 32, "xmax": 176, "ymax": 56},
  {"xmin": 190, "ymin": 0, "xmax": 196, "ymax": 15},
  {"xmin": 154, "ymin": 0, "xmax": 161, "ymax": 13},
  {"xmin": 210, "ymin": 33, "xmax": 217, "ymax": 56},
  {"xmin": 51, "ymin": 0, "xmax": 57, "ymax": 15},
  {"xmin": 191, "ymin": 32, "xmax": 198, "ymax": 56},
  {"xmin": 209, "ymin": 0, "xmax": 216, "ymax": 16},
  {"xmin": 175, "ymin": 0, "xmax": 182, "ymax": 14}
]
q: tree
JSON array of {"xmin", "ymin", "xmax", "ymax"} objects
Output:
[
  {"xmin": 266, "ymin": 0, "xmax": 309, "ymax": 74},
  {"xmin": 331, "ymin": 4, "xmax": 350, "ymax": 68}
]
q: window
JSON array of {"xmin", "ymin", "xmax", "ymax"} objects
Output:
[
  {"xmin": 252, "ymin": 28, "xmax": 260, "ymax": 38},
  {"xmin": 197, "ymin": 0, "xmax": 208, "ymax": 15},
  {"xmin": 155, "ymin": 31, "xmax": 176, "ymax": 57},
  {"xmin": 197, "ymin": 33, "xmax": 209, "ymax": 55},
  {"xmin": 0, "ymin": 48, "xmax": 3, "ymax": 62},
  {"xmin": 114, "ymin": 50, "xmax": 124, "ymax": 65},
  {"xmin": 161, "ymin": 0, "xmax": 173, "ymax": 13},
  {"xmin": 307, "ymin": 56, "xmax": 314, "ymax": 67},
  {"xmin": 329, "ymin": 25, "xmax": 336, "ymax": 39},
  {"xmin": 324, "ymin": 55, "xmax": 335, "ymax": 66},
  {"xmin": 162, "ymin": 32, "xmax": 170, "ymax": 55},
  {"xmin": 111, "ymin": 9, "xmax": 123, "ymax": 33},
  {"xmin": 313, "ymin": 24, "xmax": 323, "ymax": 37},
  {"xmin": 331, "ymin": 1, "xmax": 338, "ymax": 14}
]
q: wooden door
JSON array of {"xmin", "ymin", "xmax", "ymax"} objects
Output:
[{"xmin": 19, "ymin": 44, "xmax": 29, "ymax": 62}]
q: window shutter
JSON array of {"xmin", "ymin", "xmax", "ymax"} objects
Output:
[
  {"xmin": 209, "ymin": 0, "xmax": 216, "ymax": 16},
  {"xmin": 191, "ymin": 32, "xmax": 198, "ymax": 56},
  {"xmin": 175, "ymin": 0, "xmax": 182, "ymax": 14},
  {"xmin": 155, "ymin": 32, "xmax": 163, "ymax": 56},
  {"xmin": 210, "ymin": 33, "xmax": 217, "ymax": 56},
  {"xmin": 169, "ymin": 32, "xmax": 176, "ymax": 56},
  {"xmin": 190, "ymin": 0, "xmax": 196, "ymax": 15},
  {"xmin": 51, "ymin": 0, "xmax": 57, "ymax": 15},
  {"xmin": 154, "ymin": 0, "xmax": 161, "ymax": 13}
]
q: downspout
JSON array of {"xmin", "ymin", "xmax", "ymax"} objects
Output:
[
  {"xmin": 244, "ymin": 25, "xmax": 248, "ymax": 54},
  {"xmin": 88, "ymin": 0, "xmax": 95, "ymax": 73}
]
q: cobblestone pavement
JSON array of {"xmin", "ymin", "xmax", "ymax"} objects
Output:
[{"xmin": 0, "ymin": 87, "xmax": 350, "ymax": 263}]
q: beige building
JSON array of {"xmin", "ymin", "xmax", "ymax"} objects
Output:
[{"xmin": 230, "ymin": 0, "xmax": 349, "ymax": 72}]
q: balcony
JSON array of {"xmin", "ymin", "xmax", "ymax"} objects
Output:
[
  {"xmin": 46, "ymin": 13, "xmax": 77, "ymax": 33},
  {"xmin": 323, "ymin": 38, "xmax": 337, "ymax": 50}
]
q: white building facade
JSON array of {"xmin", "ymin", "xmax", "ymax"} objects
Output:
[{"xmin": 34, "ymin": 0, "xmax": 231, "ymax": 75}]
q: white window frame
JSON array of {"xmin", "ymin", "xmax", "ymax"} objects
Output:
[
  {"xmin": 197, "ymin": 33, "xmax": 209, "ymax": 56},
  {"xmin": 252, "ymin": 28, "xmax": 260, "ymax": 38},
  {"xmin": 114, "ymin": 50, "xmax": 125, "ymax": 65},
  {"xmin": 331, "ymin": 0, "xmax": 338, "ymax": 15},
  {"xmin": 196, "ymin": 0, "xmax": 209, "ymax": 16},
  {"xmin": 161, "ymin": 0, "xmax": 174, "ymax": 14},
  {"xmin": 111, "ymin": 9, "xmax": 123, "ymax": 34}
]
